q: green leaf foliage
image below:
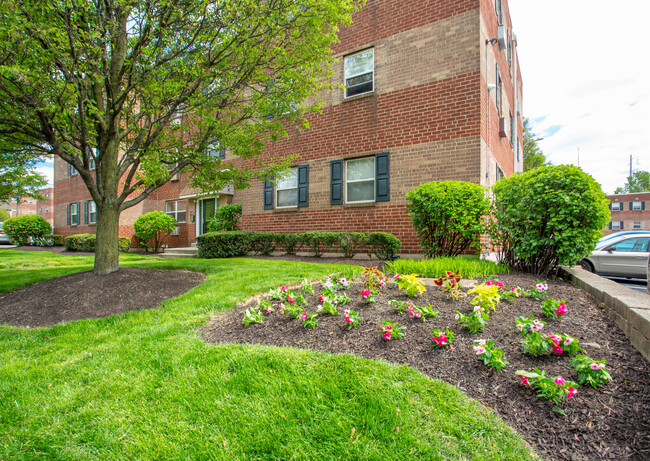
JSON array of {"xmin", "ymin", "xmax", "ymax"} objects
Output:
[
  {"xmin": 2, "ymin": 214, "xmax": 51, "ymax": 245},
  {"xmin": 406, "ymin": 181, "xmax": 489, "ymax": 257},
  {"xmin": 133, "ymin": 211, "xmax": 177, "ymax": 252},
  {"xmin": 207, "ymin": 204, "xmax": 242, "ymax": 232},
  {"xmin": 491, "ymin": 165, "xmax": 610, "ymax": 276}
]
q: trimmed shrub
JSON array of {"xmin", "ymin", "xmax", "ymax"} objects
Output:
[
  {"xmin": 339, "ymin": 232, "xmax": 367, "ymax": 258},
  {"xmin": 302, "ymin": 231, "xmax": 339, "ymax": 257},
  {"xmin": 249, "ymin": 231, "xmax": 276, "ymax": 255},
  {"xmin": 196, "ymin": 231, "xmax": 251, "ymax": 258},
  {"xmin": 133, "ymin": 211, "xmax": 177, "ymax": 252},
  {"xmin": 207, "ymin": 204, "xmax": 242, "ymax": 232},
  {"xmin": 32, "ymin": 234, "xmax": 64, "ymax": 247},
  {"xmin": 406, "ymin": 181, "xmax": 489, "ymax": 257},
  {"xmin": 365, "ymin": 232, "xmax": 402, "ymax": 260},
  {"xmin": 50, "ymin": 234, "xmax": 64, "ymax": 246},
  {"xmin": 490, "ymin": 165, "xmax": 610, "ymax": 276},
  {"xmin": 65, "ymin": 233, "xmax": 130, "ymax": 253},
  {"xmin": 276, "ymin": 233, "xmax": 303, "ymax": 255},
  {"xmin": 2, "ymin": 215, "xmax": 51, "ymax": 245}
]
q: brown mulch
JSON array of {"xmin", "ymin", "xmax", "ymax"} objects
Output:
[
  {"xmin": 202, "ymin": 273, "xmax": 650, "ymax": 461},
  {"xmin": 0, "ymin": 268, "xmax": 205, "ymax": 328}
]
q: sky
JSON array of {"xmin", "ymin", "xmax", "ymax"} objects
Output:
[
  {"xmin": 508, "ymin": 0, "xmax": 650, "ymax": 194},
  {"xmin": 34, "ymin": 1, "xmax": 649, "ymax": 195}
]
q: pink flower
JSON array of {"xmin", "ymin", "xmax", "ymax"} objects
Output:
[
  {"xmin": 415, "ymin": 311, "xmax": 421, "ymax": 319},
  {"xmin": 409, "ymin": 310, "xmax": 414, "ymax": 317},
  {"xmin": 590, "ymin": 363, "xmax": 605, "ymax": 370},
  {"xmin": 518, "ymin": 375, "xmax": 530, "ymax": 386},
  {"xmin": 477, "ymin": 339, "xmax": 486, "ymax": 345},
  {"xmin": 552, "ymin": 345, "xmax": 564, "ymax": 355},
  {"xmin": 265, "ymin": 308, "xmax": 272, "ymax": 313},
  {"xmin": 473, "ymin": 305, "xmax": 482, "ymax": 312},
  {"xmin": 281, "ymin": 286, "xmax": 288, "ymax": 292},
  {"xmin": 300, "ymin": 312, "xmax": 308, "ymax": 320},
  {"xmin": 495, "ymin": 281, "xmax": 504, "ymax": 288},
  {"xmin": 555, "ymin": 303, "xmax": 568, "ymax": 316},
  {"xmin": 379, "ymin": 280, "xmax": 386, "ymax": 288},
  {"xmin": 474, "ymin": 346, "xmax": 486, "ymax": 355},
  {"xmin": 385, "ymin": 324, "xmax": 393, "ymax": 331},
  {"xmin": 383, "ymin": 331, "xmax": 392, "ymax": 340},
  {"xmin": 517, "ymin": 324, "xmax": 523, "ymax": 331},
  {"xmin": 554, "ymin": 376, "xmax": 566, "ymax": 386},
  {"xmin": 288, "ymin": 298, "xmax": 294, "ymax": 304},
  {"xmin": 547, "ymin": 334, "xmax": 561, "ymax": 345},
  {"xmin": 454, "ymin": 314, "xmax": 460, "ymax": 320},
  {"xmin": 395, "ymin": 274, "xmax": 401, "ymax": 280},
  {"xmin": 361, "ymin": 289, "xmax": 370, "ymax": 299},
  {"xmin": 564, "ymin": 337, "xmax": 574, "ymax": 345},
  {"xmin": 449, "ymin": 346, "xmax": 456, "ymax": 350},
  {"xmin": 344, "ymin": 316, "xmax": 353, "ymax": 323},
  {"xmin": 318, "ymin": 295, "xmax": 324, "ymax": 302},
  {"xmin": 567, "ymin": 387, "xmax": 577, "ymax": 399},
  {"xmin": 531, "ymin": 324, "xmax": 543, "ymax": 332},
  {"xmin": 536, "ymin": 282, "xmax": 548, "ymax": 292},
  {"xmin": 486, "ymin": 280, "xmax": 495, "ymax": 286}
]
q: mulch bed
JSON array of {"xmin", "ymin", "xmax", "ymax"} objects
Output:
[
  {"xmin": 0, "ymin": 268, "xmax": 205, "ymax": 328},
  {"xmin": 202, "ymin": 272, "xmax": 650, "ymax": 461}
]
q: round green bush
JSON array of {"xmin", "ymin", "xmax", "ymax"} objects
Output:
[
  {"xmin": 2, "ymin": 214, "xmax": 51, "ymax": 245},
  {"xmin": 207, "ymin": 204, "xmax": 242, "ymax": 232},
  {"xmin": 133, "ymin": 211, "xmax": 177, "ymax": 252},
  {"xmin": 490, "ymin": 165, "xmax": 610, "ymax": 276},
  {"xmin": 406, "ymin": 181, "xmax": 489, "ymax": 257}
]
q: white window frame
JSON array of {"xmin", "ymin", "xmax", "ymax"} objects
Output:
[
  {"xmin": 275, "ymin": 167, "xmax": 298, "ymax": 209},
  {"xmin": 207, "ymin": 142, "xmax": 225, "ymax": 159},
  {"xmin": 632, "ymin": 201, "xmax": 642, "ymax": 211},
  {"xmin": 344, "ymin": 48, "xmax": 374, "ymax": 99},
  {"xmin": 633, "ymin": 221, "xmax": 642, "ymax": 230},
  {"xmin": 70, "ymin": 202, "xmax": 80, "ymax": 226},
  {"xmin": 611, "ymin": 202, "xmax": 621, "ymax": 211},
  {"xmin": 611, "ymin": 221, "xmax": 622, "ymax": 230},
  {"xmin": 88, "ymin": 201, "xmax": 97, "ymax": 224},
  {"xmin": 166, "ymin": 200, "xmax": 187, "ymax": 224},
  {"xmin": 345, "ymin": 157, "xmax": 375, "ymax": 204}
]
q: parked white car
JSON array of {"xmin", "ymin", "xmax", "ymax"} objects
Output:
[
  {"xmin": 579, "ymin": 233, "xmax": 650, "ymax": 279},
  {"xmin": 0, "ymin": 222, "xmax": 11, "ymax": 245}
]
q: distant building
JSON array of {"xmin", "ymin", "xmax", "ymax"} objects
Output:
[
  {"xmin": 6, "ymin": 187, "xmax": 54, "ymax": 226},
  {"xmin": 606, "ymin": 192, "xmax": 649, "ymax": 233},
  {"xmin": 54, "ymin": 0, "xmax": 524, "ymax": 252}
]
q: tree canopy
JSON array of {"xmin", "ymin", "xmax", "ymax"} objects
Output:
[
  {"xmin": 0, "ymin": 0, "xmax": 364, "ymax": 273},
  {"xmin": 522, "ymin": 118, "xmax": 549, "ymax": 172},
  {"xmin": 0, "ymin": 149, "xmax": 48, "ymax": 203},
  {"xmin": 614, "ymin": 170, "xmax": 650, "ymax": 194}
]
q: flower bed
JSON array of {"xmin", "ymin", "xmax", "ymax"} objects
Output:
[{"xmin": 203, "ymin": 272, "xmax": 650, "ymax": 461}]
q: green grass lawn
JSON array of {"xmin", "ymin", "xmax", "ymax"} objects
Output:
[{"xmin": 0, "ymin": 250, "xmax": 539, "ymax": 460}]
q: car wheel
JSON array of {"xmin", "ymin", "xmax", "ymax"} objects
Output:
[{"xmin": 578, "ymin": 259, "xmax": 594, "ymax": 272}]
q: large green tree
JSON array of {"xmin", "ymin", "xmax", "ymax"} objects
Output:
[
  {"xmin": 0, "ymin": 0, "xmax": 363, "ymax": 274},
  {"xmin": 522, "ymin": 117, "xmax": 548, "ymax": 172},
  {"xmin": 0, "ymin": 148, "xmax": 48, "ymax": 203},
  {"xmin": 614, "ymin": 170, "xmax": 650, "ymax": 194}
]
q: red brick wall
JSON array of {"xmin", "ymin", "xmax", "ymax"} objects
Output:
[{"xmin": 606, "ymin": 192, "xmax": 650, "ymax": 234}]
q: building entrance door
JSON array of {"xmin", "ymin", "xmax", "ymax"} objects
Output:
[{"xmin": 201, "ymin": 198, "xmax": 216, "ymax": 235}]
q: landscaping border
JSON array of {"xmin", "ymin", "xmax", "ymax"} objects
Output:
[{"xmin": 560, "ymin": 266, "xmax": 650, "ymax": 361}]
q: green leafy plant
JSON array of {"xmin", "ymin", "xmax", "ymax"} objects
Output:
[
  {"xmin": 277, "ymin": 233, "xmax": 304, "ymax": 255},
  {"xmin": 455, "ymin": 308, "xmax": 489, "ymax": 334},
  {"xmin": 569, "ymin": 355, "xmax": 613, "ymax": 388},
  {"xmin": 300, "ymin": 278, "xmax": 315, "ymax": 295},
  {"xmin": 524, "ymin": 281, "xmax": 548, "ymax": 301},
  {"xmin": 300, "ymin": 311, "xmax": 318, "ymax": 329},
  {"xmin": 406, "ymin": 181, "xmax": 489, "ymax": 257},
  {"xmin": 243, "ymin": 307, "xmax": 264, "ymax": 327},
  {"xmin": 520, "ymin": 331, "xmax": 553, "ymax": 357},
  {"xmin": 338, "ymin": 232, "xmax": 367, "ymax": 258},
  {"xmin": 546, "ymin": 333, "xmax": 582, "ymax": 356},
  {"xmin": 472, "ymin": 339, "xmax": 508, "ymax": 371},
  {"xmin": 490, "ymin": 165, "xmax": 610, "ymax": 276},
  {"xmin": 501, "ymin": 286, "xmax": 525, "ymax": 302},
  {"xmin": 379, "ymin": 321, "xmax": 406, "ymax": 340},
  {"xmin": 389, "ymin": 300, "xmax": 413, "ymax": 314},
  {"xmin": 2, "ymin": 214, "xmax": 51, "ymax": 245},
  {"xmin": 541, "ymin": 298, "xmax": 568, "ymax": 319},
  {"xmin": 133, "ymin": 211, "xmax": 177, "ymax": 252},
  {"xmin": 430, "ymin": 328, "xmax": 455, "ymax": 349},
  {"xmin": 360, "ymin": 289, "xmax": 375, "ymax": 304},
  {"xmin": 468, "ymin": 283, "xmax": 501, "ymax": 311},
  {"xmin": 333, "ymin": 293, "xmax": 350, "ymax": 306},
  {"xmin": 342, "ymin": 309, "xmax": 361, "ymax": 330},
  {"xmin": 433, "ymin": 270, "xmax": 464, "ymax": 300},
  {"xmin": 397, "ymin": 273, "xmax": 426, "ymax": 297},
  {"xmin": 364, "ymin": 232, "xmax": 402, "ymax": 260},
  {"xmin": 207, "ymin": 204, "xmax": 242, "ymax": 231},
  {"xmin": 258, "ymin": 299, "xmax": 275, "ymax": 314},
  {"xmin": 316, "ymin": 299, "xmax": 339, "ymax": 316},
  {"xmin": 360, "ymin": 267, "xmax": 389, "ymax": 292},
  {"xmin": 516, "ymin": 368, "xmax": 579, "ymax": 405},
  {"xmin": 408, "ymin": 303, "xmax": 438, "ymax": 321},
  {"xmin": 515, "ymin": 314, "xmax": 546, "ymax": 336},
  {"xmin": 280, "ymin": 302, "xmax": 303, "ymax": 319}
]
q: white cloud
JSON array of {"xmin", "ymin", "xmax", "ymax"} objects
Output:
[
  {"xmin": 509, "ymin": 0, "xmax": 650, "ymax": 194},
  {"xmin": 35, "ymin": 161, "xmax": 54, "ymax": 187}
]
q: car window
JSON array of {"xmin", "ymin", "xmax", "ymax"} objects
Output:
[{"xmin": 607, "ymin": 237, "xmax": 650, "ymax": 252}]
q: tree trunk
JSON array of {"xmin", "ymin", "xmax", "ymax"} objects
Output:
[{"xmin": 94, "ymin": 204, "xmax": 120, "ymax": 275}]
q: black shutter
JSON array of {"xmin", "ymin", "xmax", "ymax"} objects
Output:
[
  {"xmin": 330, "ymin": 160, "xmax": 343, "ymax": 205},
  {"xmin": 264, "ymin": 178, "xmax": 274, "ymax": 210},
  {"xmin": 629, "ymin": 202, "xmax": 633, "ymax": 210},
  {"xmin": 608, "ymin": 203, "xmax": 612, "ymax": 211},
  {"xmin": 642, "ymin": 202, "xmax": 646, "ymax": 210},
  {"xmin": 297, "ymin": 164, "xmax": 309, "ymax": 208},
  {"xmin": 84, "ymin": 201, "xmax": 88, "ymax": 224},
  {"xmin": 375, "ymin": 152, "xmax": 390, "ymax": 202},
  {"xmin": 620, "ymin": 221, "xmax": 624, "ymax": 230},
  {"xmin": 67, "ymin": 203, "xmax": 71, "ymax": 226}
]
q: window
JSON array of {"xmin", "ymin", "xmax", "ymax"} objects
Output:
[
  {"xmin": 276, "ymin": 168, "xmax": 298, "ymax": 208},
  {"xmin": 633, "ymin": 221, "xmax": 641, "ymax": 230},
  {"xmin": 344, "ymin": 49, "xmax": 374, "ymax": 98},
  {"xmin": 610, "ymin": 221, "xmax": 623, "ymax": 230},
  {"xmin": 509, "ymin": 111, "xmax": 514, "ymax": 146},
  {"xmin": 611, "ymin": 202, "xmax": 622, "ymax": 211},
  {"xmin": 28, "ymin": 199, "xmax": 33, "ymax": 204},
  {"xmin": 68, "ymin": 202, "xmax": 80, "ymax": 226},
  {"xmin": 330, "ymin": 153, "xmax": 389, "ymax": 205},
  {"xmin": 207, "ymin": 142, "xmax": 225, "ymax": 159},
  {"xmin": 609, "ymin": 237, "xmax": 649, "ymax": 253},
  {"xmin": 85, "ymin": 201, "xmax": 97, "ymax": 224},
  {"xmin": 28, "ymin": 210, "xmax": 34, "ymax": 214},
  {"xmin": 11, "ymin": 209, "xmax": 16, "ymax": 214},
  {"xmin": 631, "ymin": 201, "xmax": 643, "ymax": 211},
  {"xmin": 66, "ymin": 163, "xmax": 78, "ymax": 176},
  {"xmin": 495, "ymin": 64, "xmax": 502, "ymax": 114},
  {"xmin": 496, "ymin": 164, "xmax": 505, "ymax": 181},
  {"xmin": 166, "ymin": 200, "xmax": 187, "ymax": 223},
  {"xmin": 39, "ymin": 208, "xmax": 42, "ymax": 213},
  {"xmin": 264, "ymin": 165, "xmax": 309, "ymax": 210}
]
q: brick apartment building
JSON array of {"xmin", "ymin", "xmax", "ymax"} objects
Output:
[
  {"xmin": 606, "ymin": 192, "xmax": 649, "ymax": 233},
  {"xmin": 6, "ymin": 187, "xmax": 54, "ymax": 226},
  {"xmin": 54, "ymin": 0, "xmax": 523, "ymax": 253}
]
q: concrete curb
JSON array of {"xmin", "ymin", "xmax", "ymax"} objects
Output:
[{"xmin": 560, "ymin": 266, "xmax": 650, "ymax": 361}]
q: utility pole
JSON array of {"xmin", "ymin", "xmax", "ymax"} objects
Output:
[{"xmin": 630, "ymin": 154, "xmax": 633, "ymax": 178}]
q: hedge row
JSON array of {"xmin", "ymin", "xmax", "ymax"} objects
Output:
[
  {"xmin": 196, "ymin": 231, "xmax": 401, "ymax": 260},
  {"xmin": 64, "ymin": 233, "xmax": 131, "ymax": 252}
]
